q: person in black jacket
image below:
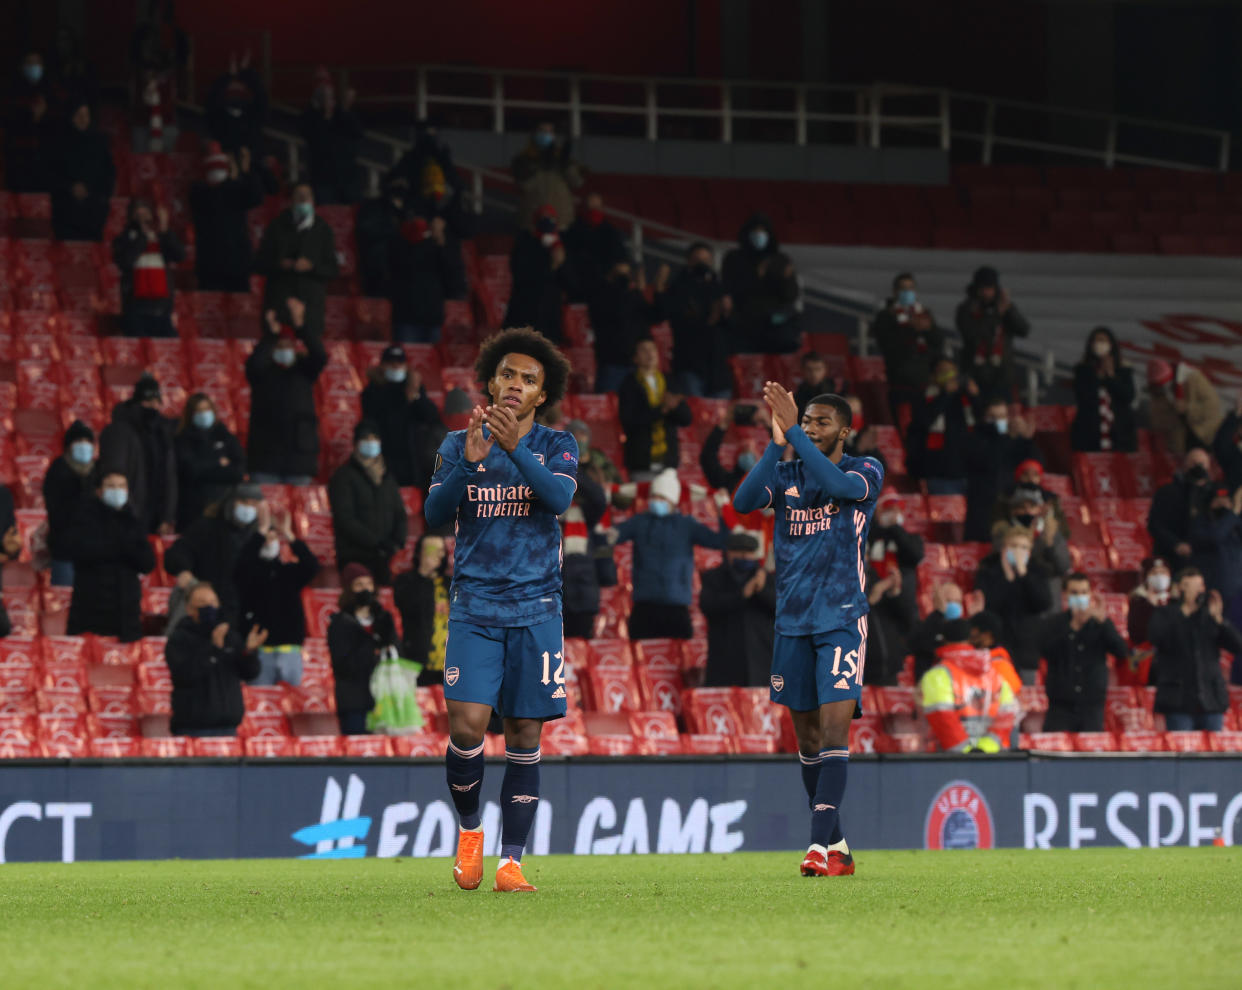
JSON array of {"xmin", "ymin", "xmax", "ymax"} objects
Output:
[
  {"xmin": 908, "ymin": 580, "xmax": 965, "ymax": 680},
  {"xmin": 246, "ymin": 299, "xmax": 327, "ymax": 485},
  {"xmin": 964, "ymin": 397, "xmax": 1040, "ymax": 541},
  {"xmin": 393, "ymin": 533, "xmax": 451, "ymax": 684},
  {"xmin": 503, "ymin": 205, "xmax": 575, "ymax": 345},
  {"xmin": 65, "ymin": 470, "xmax": 155, "ymax": 643},
  {"xmin": 699, "ymin": 404, "xmax": 768, "ymax": 495},
  {"xmin": 974, "ymin": 525, "xmax": 1053, "ymax": 678},
  {"xmin": 390, "ymin": 213, "xmax": 467, "ymax": 344},
  {"xmin": 111, "ymin": 197, "xmax": 185, "ymax": 337},
  {"xmin": 174, "ymin": 393, "xmax": 245, "ymax": 530},
  {"xmin": 1038, "ymin": 573, "xmax": 1131, "ymax": 732},
  {"xmin": 189, "ymin": 142, "xmax": 263, "ymax": 292},
  {"xmin": 907, "ymin": 357, "xmax": 978, "ymax": 496},
  {"xmin": 165, "ymin": 483, "xmax": 267, "ymax": 626},
  {"xmin": 328, "ymin": 420, "xmax": 408, "ymax": 585},
  {"xmin": 1214, "ymin": 395, "xmax": 1242, "ymax": 493},
  {"xmin": 166, "ymin": 580, "xmax": 265, "ymax": 737},
  {"xmin": 721, "ymin": 213, "xmax": 800, "ymax": 354},
  {"xmin": 235, "ymin": 512, "xmax": 319, "ymax": 686},
  {"xmin": 700, "ymin": 532, "xmax": 776, "ymax": 687},
  {"xmin": 657, "ymin": 242, "xmax": 734, "ymax": 398},
  {"xmin": 355, "ymin": 175, "xmax": 409, "ymax": 298},
  {"xmin": 360, "ymin": 347, "xmax": 444, "ymax": 489},
  {"xmin": 329, "ymin": 563, "xmax": 400, "ymax": 734},
  {"xmin": 4, "ymin": 53, "xmax": 54, "ymax": 193},
  {"xmin": 1070, "ymin": 326, "xmax": 1137, "ymax": 453},
  {"xmin": 868, "ymin": 492, "xmax": 924, "ymax": 637},
  {"xmin": 955, "ymin": 265, "xmax": 1031, "ymax": 400},
  {"xmin": 51, "ymin": 100, "xmax": 115, "ymax": 241},
  {"xmin": 254, "ymin": 183, "xmax": 339, "ymax": 339},
  {"xmin": 43, "ymin": 420, "xmax": 97, "ymax": 587},
  {"xmin": 300, "ymin": 81, "xmax": 363, "ymax": 205},
  {"xmin": 98, "ymin": 374, "xmax": 178, "ymax": 535},
  {"xmin": 205, "ymin": 52, "xmax": 267, "ymax": 154},
  {"xmin": 1147, "ymin": 448, "xmax": 1215, "ymax": 572},
  {"xmin": 563, "ymin": 192, "xmax": 627, "ymax": 303},
  {"xmin": 1148, "ymin": 567, "xmax": 1242, "ymax": 731},
  {"xmin": 559, "ymin": 473, "xmax": 610, "ymax": 640},
  {"xmin": 873, "ymin": 272, "xmax": 949, "ymax": 421},
  {"xmin": 589, "ymin": 259, "xmax": 665, "ymax": 394},
  {"xmin": 619, "ymin": 338, "xmax": 691, "ymax": 481}
]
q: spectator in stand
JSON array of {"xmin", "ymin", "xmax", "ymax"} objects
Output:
[
  {"xmin": 873, "ymin": 272, "xmax": 947, "ymax": 421},
  {"xmin": 567, "ymin": 420, "xmax": 623, "ymax": 489},
  {"xmin": 992, "ymin": 459, "xmax": 1068, "ymax": 536},
  {"xmin": 4, "ymin": 53, "xmax": 53, "ymax": 193},
  {"xmin": 561, "ymin": 471, "xmax": 614, "ymax": 640},
  {"xmin": 361, "ymin": 346, "xmax": 444, "ymax": 490},
  {"xmin": 43, "ymin": 421, "xmax": 97, "ymax": 587},
  {"xmin": 992, "ymin": 485, "xmax": 1071, "ymax": 610},
  {"xmin": 1213, "ymin": 394, "xmax": 1242, "ymax": 492},
  {"xmin": 700, "ymin": 531, "xmax": 776, "ymax": 687},
  {"xmin": 919, "ymin": 619, "xmax": 1017, "ymax": 752},
  {"xmin": 392, "ymin": 117, "xmax": 462, "ymax": 214},
  {"xmin": 254, "ymin": 182, "xmax": 339, "ymax": 339},
  {"xmin": 64, "ymin": 470, "xmax": 155, "ymax": 643},
  {"xmin": 504, "ymin": 205, "xmax": 575, "ymax": 345},
  {"xmin": 1189, "ymin": 484, "xmax": 1242, "ymax": 630},
  {"xmin": 1128, "ymin": 556, "xmax": 1172, "ymax": 648},
  {"xmin": 1148, "ymin": 567, "xmax": 1242, "ymax": 732},
  {"xmin": 955, "ymin": 266, "xmax": 1030, "ymax": 399},
  {"xmin": 129, "ymin": 0, "xmax": 188, "ymax": 150},
  {"xmin": 722, "ymin": 213, "xmax": 800, "ymax": 353},
  {"xmin": 389, "ymin": 213, "xmax": 467, "ymax": 344},
  {"xmin": 909, "ymin": 581, "xmax": 965, "ymax": 679},
  {"xmin": 189, "ymin": 142, "xmax": 263, "ymax": 292},
  {"xmin": 964, "ymin": 398, "xmax": 1039, "ymax": 542},
  {"xmin": 166, "ymin": 580, "xmax": 264, "ymax": 738},
  {"xmin": 246, "ymin": 300, "xmax": 326, "ymax": 485},
  {"xmin": 393, "ymin": 534, "xmax": 451, "ymax": 684},
  {"xmin": 868, "ymin": 492, "xmax": 924, "ymax": 632},
  {"xmin": 842, "ymin": 395, "xmax": 887, "ymax": 471},
  {"xmin": 700, "ymin": 404, "xmax": 769, "ymax": 495},
  {"xmin": 907, "ymin": 357, "xmax": 977, "ymax": 496},
  {"xmin": 0, "ymin": 485, "xmax": 20, "ymax": 573},
  {"xmin": 793, "ymin": 352, "xmax": 843, "ymax": 419},
  {"xmin": 329, "ymin": 563, "xmax": 400, "ymax": 734},
  {"xmin": 864, "ymin": 563, "xmax": 911, "ymax": 686},
  {"xmin": 1038, "ymin": 573, "xmax": 1131, "ymax": 733},
  {"xmin": 328, "ymin": 420, "xmax": 408, "ymax": 586},
  {"xmin": 99, "ymin": 374, "xmax": 177, "ymax": 535},
  {"xmin": 406, "ymin": 158, "xmax": 471, "ymax": 241},
  {"xmin": 612, "ymin": 469, "xmax": 728, "ymax": 639},
  {"xmin": 510, "ymin": 121, "xmax": 583, "ymax": 228},
  {"xmin": 51, "ymin": 100, "xmax": 115, "ymax": 241},
  {"xmin": 564, "ymin": 192, "xmax": 627, "ymax": 302},
  {"xmin": 165, "ymin": 482, "xmax": 267, "ymax": 626},
  {"xmin": 300, "ymin": 74, "xmax": 362, "ymax": 204},
  {"xmin": 205, "ymin": 50, "xmax": 267, "ymax": 154},
  {"xmin": 1070, "ymin": 326, "xmax": 1137, "ymax": 453},
  {"xmin": 1147, "ymin": 447, "xmax": 1215, "ymax": 571},
  {"xmin": 658, "ymin": 242, "xmax": 734, "ymax": 399},
  {"xmin": 235, "ymin": 510, "xmax": 319, "ymax": 687},
  {"xmin": 619, "ymin": 338, "xmax": 691, "ymax": 482},
  {"xmin": 173, "ymin": 393, "xmax": 245, "ymax": 531},
  {"xmin": 111, "ymin": 198, "xmax": 184, "ymax": 337},
  {"xmin": 974, "ymin": 525, "xmax": 1053, "ymax": 680},
  {"xmin": 589, "ymin": 259, "xmax": 667, "ymax": 394},
  {"xmin": 1146, "ymin": 359, "xmax": 1224, "ymax": 458},
  {"xmin": 356, "ymin": 175, "xmax": 409, "ymax": 298},
  {"xmin": 967, "ymin": 610, "xmax": 1023, "ymax": 697}
]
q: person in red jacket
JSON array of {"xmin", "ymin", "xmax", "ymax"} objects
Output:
[{"xmin": 919, "ymin": 620, "xmax": 1017, "ymax": 752}]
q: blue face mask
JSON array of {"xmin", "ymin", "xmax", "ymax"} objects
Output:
[
  {"xmin": 384, "ymin": 368, "xmax": 407, "ymax": 384},
  {"xmin": 23, "ymin": 63, "xmax": 43, "ymax": 84},
  {"xmin": 1068, "ymin": 593, "xmax": 1091, "ymax": 613},
  {"xmin": 101, "ymin": 487, "xmax": 128, "ymax": 510},
  {"xmin": 897, "ymin": 288, "xmax": 917, "ymax": 307},
  {"xmin": 749, "ymin": 229, "xmax": 769, "ymax": 251},
  {"xmin": 358, "ymin": 440, "xmax": 382, "ymax": 459},
  {"xmin": 737, "ymin": 451, "xmax": 758, "ymax": 472},
  {"xmin": 192, "ymin": 410, "xmax": 215, "ymax": 430},
  {"xmin": 649, "ymin": 499, "xmax": 672, "ymax": 517},
  {"xmin": 69, "ymin": 440, "xmax": 94, "ymax": 465},
  {"xmin": 943, "ymin": 601, "xmax": 963, "ymax": 621},
  {"xmin": 292, "ymin": 201, "xmax": 313, "ymax": 224},
  {"xmin": 534, "ymin": 131, "xmax": 555, "ymax": 149},
  {"xmin": 233, "ymin": 503, "xmax": 258, "ymax": 526},
  {"xmin": 993, "ymin": 418, "xmax": 1008, "ymax": 435}
]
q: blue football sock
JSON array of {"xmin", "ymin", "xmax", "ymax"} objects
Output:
[
  {"xmin": 798, "ymin": 751, "xmax": 822, "ymax": 808},
  {"xmin": 445, "ymin": 739, "xmax": 486, "ymax": 830},
  {"xmin": 499, "ymin": 746, "xmax": 541, "ymax": 862},
  {"xmin": 810, "ymin": 748, "xmax": 849, "ymax": 848}
]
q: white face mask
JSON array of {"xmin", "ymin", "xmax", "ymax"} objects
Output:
[
  {"xmin": 1092, "ymin": 340, "xmax": 1112, "ymax": 358},
  {"xmin": 540, "ymin": 232, "xmax": 558, "ymax": 248},
  {"xmin": 206, "ymin": 168, "xmax": 229, "ymax": 186},
  {"xmin": 273, "ymin": 348, "xmax": 296, "ymax": 367},
  {"xmin": 260, "ymin": 540, "xmax": 281, "ymax": 561},
  {"xmin": 234, "ymin": 503, "xmax": 258, "ymax": 526},
  {"xmin": 1148, "ymin": 572, "xmax": 1171, "ymax": 592}
]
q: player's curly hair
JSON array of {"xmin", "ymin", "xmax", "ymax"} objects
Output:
[{"xmin": 474, "ymin": 326, "xmax": 571, "ymax": 405}]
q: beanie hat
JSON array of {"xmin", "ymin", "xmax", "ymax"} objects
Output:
[
  {"xmin": 650, "ymin": 469, "xmax": 681, "ymax": 506},
  {"xmin": 132, "ymin": 374, "xmax": 161, "ymax": 403},
  {"xmin": 971, "ymin": 265, "xmax": 999, "ymax": 290},
  {"xmin": 1014, "ymin": 459, "xmax": 1043, "ymax": 482},
  {"xmin": 64, "ymin": 419, "xmax": 95, "ymax": 445},
  {"xmin": 1147, "ymin": 359, "xmax": 1174, "ymax": 387},
  {"xmin": 381, "ymin": 344, "xmax": 406, "ymax": 364},
  {"xmin": 341, "ymin": 563, "xmax": 372, "ymax": 587}
]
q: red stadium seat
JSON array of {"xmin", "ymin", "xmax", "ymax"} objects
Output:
[
  {"xmin": 1116, "ymin": 730, "xmax": 1167, "ymax": 752},
  {"xmin": 1163, "ymin": 731, "xmax": 1210, "ymax": 753},
  {"xmin": 1020, "ymin": 732, "xmax": 1074, "ymax": 752},
  {"xmin": 682, "ymin": 688, "xmax": 744, "ymax": 736},
  {"xmin": 1207, "ymin": 731, "xmax": 1242, "ymax": 753},
  {"xmin": 297, "ymin": 736, "xmax": 345, "ymax": 757},
  {"xmin": 391, "ymin": 733, "xmax": 450, "ymax": 757},
  {"xmin": 141, "ymin": 736, "xmax": 190, "ymax": 757},
  {"xmin": 1071, "ymin": 732, "xmax": 1118, "ymax": 752},
  {"xmin": 682, "ymin": 734, "xmax": 732, "ymax": 754},
  {"xmin": 586, "ymin": 638, "xmax": 634, "ymax": 669},
  {"xmin": 581, "ymin": 666, "xmax": 642, "ymax": 713},
  {"xmin": 342, "ymin": 735, "xmax": 395, "ymax": 758},
  {"xmin": 634, "ymin": 665, "xmax": 683, "ymax": 715}
]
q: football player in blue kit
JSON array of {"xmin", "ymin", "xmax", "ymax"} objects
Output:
[
  {"xmin": 424, "ymin": 327, "xmax": 577, "ymax": 893},
  {"xmin": 733, "ymin": 382, "xmax": 884, "ymax": 877}
]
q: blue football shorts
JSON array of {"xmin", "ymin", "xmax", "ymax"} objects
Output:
[
  {"xmin": 769, "ymin": 616, "xmax": 868, "ymax": 711},
  {"xmin": 443, "ymin": 617, "xmax": 567, "ymax": 721}
]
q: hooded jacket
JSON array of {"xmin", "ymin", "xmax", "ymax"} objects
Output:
[
  {"xmin": 98, "ymin": 399, "xmax": 178, "ymax": 533},
  {"xmin": 164, "ymin": 495, "xmax": 262, "ymax": 625},
  {"xmin": 245, "ymin": 329, "xmax": 327, "ymax": 479},
  {"xmin": 189, "ymin": 167, "xmax": 264, "ymax": 291},
  {"xmin": 64, "ymin": 495, "xmax": 155, "ymax": 642},
  {"xmin": 920, "ymin": 641, "xmax": 1017, "ymax": 752},
  {"xmin": 721, "ymin": 213, "xmax": 800, "ymax": 353}
]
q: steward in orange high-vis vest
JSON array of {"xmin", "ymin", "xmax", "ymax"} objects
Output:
[{"xmin": 919, "ymin": 622, "xmax": 1017, "ymax": 753}]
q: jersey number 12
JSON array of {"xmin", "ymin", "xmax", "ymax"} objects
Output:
[{"xmin": 540, "ymin": 651, "xmax": 566, "ymax": 686}]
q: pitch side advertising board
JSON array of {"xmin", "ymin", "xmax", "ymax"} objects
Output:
[{"xmin": 0, "ymin": 756, "xmax": 1239, "ymax": 862}]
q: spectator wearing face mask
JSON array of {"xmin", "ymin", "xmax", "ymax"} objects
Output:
[
  {"xmin": 389, "ymin": 211, "xmax": 468, "ymax": 344},
  {"xmin": 1128, "ymin": 556, "xmax": 1173, "ymax": 649},
  {"xmin": 566, "ymin": 420, "xmax": 622, "ymax": 489},
  {"xmin": 701, "ymin": 405, "xmax": 768, "ymax": 495},
  {"xmin": 254, "ymin": 183, "xmax": 339, "ymax": 339},
  {"xmin": 991, "ymin": 485, "xmax": 1071, "ymax": 611},
  {"xmin": 189, "ymin": 142, "xmax": 263, "ymax": 292},
  {"xmin": 1212, "ymin": 394, "xmax": 1242, "ymax": 492},
  {"xmin": 173, "ymin": 393, "xmax": 245, "ymax": 530},
  {"xmin": 656, "ymin": 242, "xmax": 734, "ymax": 399},
  {"xmin": 974, "ymin": 525, "xmax": 1053, "ymax": 679},
  {"xmin": 511, "ymin": 121, "xmax": 583, "ymax": 229},
  {"xmin": 908, "ymin": 581, "xmax": 965, "ymax": 680},
  {"xmin": 64, "ymin": 470, "xmax": 155, "ymax": 643},
  {"xmin": 356, "ymin": 175, "xmax": 410, "ymax": 298},
  {"xmin": 955, "ymin": 266, "xmax": 1030, "ymax": 400},
  {"xmin": 166, "ymin": 580, "xmax": 265, "ymax": 738},
  {"xmin": 51, "ymin": 100, "xmax": 115, "ymax": 241},
  {"xmin": 920, "ymin": 619, "xmax": 1017, "ymax": 753},
  {"xmin": 868, "ymin": 492, "xmax": 924, "ymax": 633},
  {"xmin": 166, "ymin": 482, "xmax": 268, "ymax": 626},
  {"xmin": 619, "ymin": 338, "xmax": 692, "ymax": 482},
  {"xmin": 612, "ymin": 469, "xmax": 728, "ymax": 640},
  {"xmin": 1070, "ymin": 326, "xmax": 1137, "ymax": 453},
  {"xmin": 329, "ymin": 421, "xmax": 408, "ymax": 586},
  {"xmin": 360, "ymin": 347, "xmax": 444, "ymax": 490},
  {"xmin": 393, "ymin": 534, "xmax": 452, "ymax": 684},
  {"xmin": 992, "ymin": 459, "xmax": 1068, "ymax": 536},
  {"xmin": 907, "ymin": 357, "xmax": 978, "ymax": 496},
  {"xmin": 329, "ymin": 563, "xmax": 400, "ymax": 735},
  {"xmin": 1037, "ymin": 573, "xmax": 1131, "ymax": 733},
  {"xmin": 1147, "ymin": 447, "xmax": 1216, "ymax": 571},
  {"xmin": 4, "ymin": 51, "xmax": 54, "ymax": 193},
  {"xmin": 1188, "ymin": 484, "xmax": 1242, "ymax": 629},
  {"xmin": 589, "ymin": 259, "xmax": 668, "ymax": 394},
  {"xmin": 98, "ymin": 374, "xmax": 178, "ymax": 536},
  {"xmin": 722, "ymin": 213, "xmax": 800, "ymax": 354},
  {"xmin": 1145, "ymin": 359, "xmax": 1224, "ymax": 458},
  {"xmin": 300, "ymin": 77, "xmax": 362, "ymax": 205},
  {"xmin": 43, "ymin": 420, "xmax": 98, "ymax": 587},
  {"xmin": 205, "ymin": 50, "xmax": 267, "ymax": 154},
  {"xmin": 700, "ymin": 532, "xmax": 776, "ymax": 687},
  {"xmin": 246, "ymin": 300, "xmax": 327, "ymax": 486},
  {"xmin": 1148, "ymin": 567, "xmax": 1242, "ymax": 732},
  {"xmin": 563, "ymin": 192, "xmax": 628, "ymax": 302},
  {"xmin": 873, "ymin": 272, "xmax": 948, "ymax": 422},
  {"xmin": 111, "ymin": 197, "xmax": 184, "ymax": 337},
  {"xmin": 234, "ymin": 510, "xmax": 319, "ymax": 687},
  {"xmin": 964, "ymin": 397, "xmax": 1039, "ymax": 542},
  {"xmin": 504, "ymin": 205, "xmax": 576, "ymax": 345}
]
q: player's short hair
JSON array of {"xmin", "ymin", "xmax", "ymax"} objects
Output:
[
  {"xmin": 474, "ymin": 327, "xmax": 570, "ymax": 405},
  {"xmin": 804, "ymin": 393, "xmax": 852, "ymax": 426},
  {"xmin": 1065, "ymin": 571, "xmax": 1091, "ymax": 586},
  {"xmin": 1174, "ymin": 565, "xmax": 1203, "ymax": 583}
]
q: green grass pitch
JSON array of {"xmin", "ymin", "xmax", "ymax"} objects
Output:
[{"xmin": 1, "ymin": 849, "xmax": 1239, "ymax": 989}]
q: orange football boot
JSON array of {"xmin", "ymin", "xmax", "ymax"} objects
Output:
[
  {"xmin": 453, "ymin": 828, "xmax": 484, "ymax": 890},
  {"xmin": 493, "ymin": 856, "xmax": 537, "ymax": 892}
]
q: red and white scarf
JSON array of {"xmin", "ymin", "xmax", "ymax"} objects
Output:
[
  {"xmin": 132, "ymin": 238, "xmax": 169, "ymax": 299},
  {"xmin": 924, "ymin": 390, "xmax": 975, "ymax": 451},
  {"xmin": 1097, "ymin": 383, "xmax": 1114, "ymax": 450}
]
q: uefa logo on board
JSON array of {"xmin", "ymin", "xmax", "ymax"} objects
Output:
[{"xmin": 924, "ymin": 780, "xmax": 995, "ymax": 850}]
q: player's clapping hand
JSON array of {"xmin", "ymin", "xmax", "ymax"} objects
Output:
[
  {"xmin": 464, "ymin": 407, "xmax": 495, "ymax": 462},
  {"xmin": 762, "ymin": 381, "xmax": 798, "ymax": 445},
  {"xmin": 483, "ymin": 404, "xmax": 521, "ymax": 453}
]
